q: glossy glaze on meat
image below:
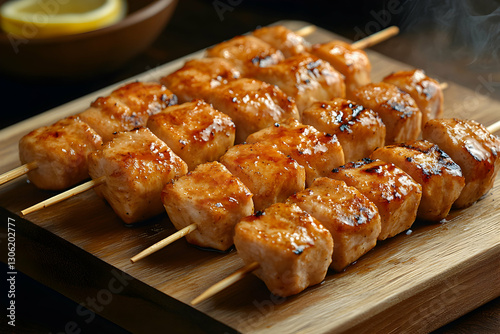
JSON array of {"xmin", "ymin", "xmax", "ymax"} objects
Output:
[
  {"xmin": 253, "ymin": 54, "xmax": 346, "ymax": 113},
  {"xmin": 383, "ymin": 69, "xmax": 443, "ymax": 127},
  {"xmin": 79, "ymin": 82, "xmax": 177, "ymax": 142},
  {"xmin": 246, "ymin": 118, "xmax": 345, "ymax": 186},
  {"xmin": 147, "ymin": 100, "xmax": 235, "ymax": 170},
  {"xmin": 160, "ymin": 57, "xmax": 241, "ymax": 103},
  {"xmin": 371, "ymin": 140, "xmax": 465, "ymax": 221},
  {"xmin": 234, "ymin": 202, "xmax": 333, "ymax": 297},
  {"xmin": 310, "ymin": 40, "xmax": 371, "ymax": 98},
  {"xmin": 220, "ymin": 142, "xmax": 305, "ymax": 211},
  {"xmin": 88, "ymin": 128, "xmax": 188, "ymax": 224},
  {"xmin": 19, "ymin": 116, "xmax": 103, "ymax": 190},
  {"xmin": 206, "ymin": 78, "xmax": 300, "ymax": 143},
  {"xmin": 162, "ymin": 161, "xmax": 253, "ymax": 251},
  {"xmin": 330, "ymin": 158, "xmax": 422, "ymax": 240},
  {"xmin": 252, "ymin": 25, "xmax": 309, "ymax": 57},
  {"xmin": 287, "ymin": 177, "xmax": 381, "ymax": 271},
  {"xmin": 205, "ymin": 35, "xmax": 284, "ymax": 76},
  {"xmin": 352, "ymin": 82, "xmax": 422, "ymax": 144},
  {"xmin": 301, "ymin": 98, "xmax": 386, "ymax": 162},
  {"xmin": 423, "ymin": 118, "xmax": 500, "ymax": 208}
]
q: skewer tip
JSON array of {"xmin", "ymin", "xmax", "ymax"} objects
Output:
[{"xmin": 190, "ymin": 261, "xmax": 260, "ymax": 305}]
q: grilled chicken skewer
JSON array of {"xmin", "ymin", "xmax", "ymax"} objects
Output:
[
  {"xmin": 191, "ymin": 118, "xmax": 499, "ymax": 303},
  {"xmin": 0, "ymin": 82, "xmax": 177, "ymax": 190},
  {"xmin": 21, "ymin": 100, "xmax": 237, "ymax": 218},
  {"xmin": 252, "ymin": 25, "xmax": 399, "ymax": 98}
]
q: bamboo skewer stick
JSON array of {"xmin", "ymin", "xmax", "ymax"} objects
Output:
[
  {"xmin": 294, "ymin": 25, "xmax": 316, "ymax": 37},
  {"xmin": 351, "ymin": 26, "xmax": 400, "ymax": 49},
  {"xmin": 21, "ymin": 176, "xmax": 105, "ymax": 216},
  {"xmin": 296, "ymin": 25, "xmax": 399, "ymax": 50},
  {"xmin": 487, "ymin": 120, "xmax": 500, "ymax": 134},
  {"xmin": 0, "ymin": 161, "xmax": 38, "ymax": 186},
  {"xmin": 191, "ymin": 261, "xmax": 260, "ymax": 305},
  {"xmin": 130, "ymin": 223, "xmax": 198, "ymax": 263}
]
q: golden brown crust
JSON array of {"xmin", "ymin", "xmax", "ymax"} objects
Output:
[
  {"xmin": 246, "ymin": 118, "xmax": 345, "ymax": 186},
  {"xmin": 352, "ymin": 82, "xmax": 422, "ymax": 144},
  {"xmin": 19, "ymin": 116, "xmax": 103, "ymax": 190},
  {"xmin": 88, "ymin": 128, "xmax": 188, "ymax": 224},
  {"xmin": 383, "ymin": 69, "xmax": 443, "ymax": 126},
  {"xmin": 371, "ymin": 140, "xmax": 465, "ymax": 221},
  {"xmin": 330, "ymin": 158, "xmax": 422, "ymax": 239},
  {"xmin": 162, "ymin": 161, "xmax": 253, "ymax": 251},
  {"xmin": 301, "ymin": 98, "xmax": 386, "ymax": 162},
  {"xmin": 311, "ymin": 40, "xmax": 371, "ymax": 98},
  {"xmin": 147, "ymin": 100, "xmax": 235, "ymax": 170},
  {"xmin": 423, "ymin": 118, "xmax": 500, "ymax": 208}
]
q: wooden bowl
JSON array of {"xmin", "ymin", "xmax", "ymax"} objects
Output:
[{"xmin": 0, "ymin": 0, "xmax": 178, "ymax": 79}]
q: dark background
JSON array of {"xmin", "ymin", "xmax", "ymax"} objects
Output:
[{"xmin": 1, "ymin": 0, "xmax": 499, "ymax": 332}]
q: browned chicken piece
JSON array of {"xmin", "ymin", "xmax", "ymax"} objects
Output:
[
  {"xmin": 88, "ymin": 128, "xmax": 188, "ymax": 224},
  {"xmin": 79, "ymin": 82, "xmax": 177, "ymax": 142},
  {"xmin": 301, "ymin": 98, "xmax": 386, "ymax": 162},
  {"xmin": 147, "ymin": 100, "xmax": 235, "ymax": 170},
  {"xmin": 160, "ymin": 57, "xmax": 241, "ymax": 103},
  {"xmin": 352, "ymin": 82, "xmax": 422, "ymax": 144},
  {"xmin": 162, "ymin": 161, "xmax": 254, "ymax": 251},
  {"xmin": 252, "ymin": 25, "xmax": 309, "ymax": 57},
  {"xmin": 383, "ymin": 69, "xmax": 444, "ymax": 126},
  {"xmin": 423, "ymin": 118, "xmax": 500, "ymax": 208},
  {"xmin": 371, "ymin": 140, "xmax": 465, "ymax": 221},
  {"xmin": 205, "ymin": 78, "xmax": 300, "ymax": 143},
  {"xmin": 253, "ymin": 54, "xmax": 346, "ymax": 114},
  {"xmin": 330, "ymin": 158, "xmax": 422, "ymax": 240},
  {"xmin": 19, "ymin": 116, "xmax": 103, "ymax": 190},
  {"xmin": 310, "ymin": 40, "xmax": 371, "ymax": 98},
  {"xmin": 220, "ymin": 142, "xmax": 305, "ymax": 211},
  {"xmin": 287, "ymin": 177, "xmax": 381, "ymax": 271},
  {"xmin": 234, "ymin": 202, "xmax": 333, "ymax": 297},
  {"xmin": 246, "ymin": 118, "xmax": 345, "ymax": 186},
  {"xmin": 205, "ymin": 35, "xmax": 284, "ymax": 76}
]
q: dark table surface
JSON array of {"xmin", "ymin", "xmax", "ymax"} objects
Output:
[{"xmin": 1, "ymin": 0, "xmax": 499, "ymax": 333}]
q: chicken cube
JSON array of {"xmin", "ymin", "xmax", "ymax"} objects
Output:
[
  {"xmin": 88, "ymin": 128, "xmax": 188, "ymax": 224},
  {"xmin": 383, "ymin": 69, "xmax": 444, "ymax": 126},
  {"xmin": 371, "ymin": 140, "xmax": 465, "ymax": 221},
  {"xmin": 301, "ymin": 98, "xmax": 386, "ymax": 162},
  {"xmin": 205, "ymin": 78, "xmax": 300, "ymax": 143},
  {"xmin": 253, "ymin": 54, "xmax": 346, "ymax": 113},
  {"xmin": 19, "ymin": 116, "xmax": 103, "ymax": 190},
  {"xmin": 252, "ymin": 25, "xmax": 309, "ymax": 57},
  {"xmin": 352, "ymin": 82, "xmax": 422, "ymax": 144},
  {"xmin": 205, "ymin": 35, "xmax": 284, "ymax": 76},
  {"xmin": 423, "ymin": 118, "xmax": 500, "ymax": 208},
  {"xmin": 330, "ymin": 158, "xmax": 422, "ymax": 240},
  {"xmin": 287, "ymin": 177, "xmax": 381, "ymax": 271},
  {"xmin": 246, "ymin": 118, "xmax": 345, "ymax": 186},
  {"xmin": 310, "ymin": 40, "xmax": 371, "ymax": 98},
  {"xmin": 161, "ymin": 162, "xmax": 253, "ymax": 251},
  {"xmin": 160, "ymin": 57, "xmax": 241, "ymax": 103},
  {"xmin": 220, "ymin": 142, "xmax": 305, "ymax": 211},
  {"xmin": 147, "ymin": 100, "xmax": 235, "ymax": 170},
  {"xmin": 79, "ymin": 82, "xmax": 177, "ymax": 142},
  {"xmin": 234, "ymin": 202, "xmax": 333, "ymax": 297}
]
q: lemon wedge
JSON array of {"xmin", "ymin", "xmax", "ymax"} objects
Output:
[{"xmin": 0, "ymin": 0, "xmax": 126, "ymax": 39}]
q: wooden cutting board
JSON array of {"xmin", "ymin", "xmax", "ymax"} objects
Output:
[{"xmin": 0, "ymin": 21, "xmax": 499, "ymax": 334}]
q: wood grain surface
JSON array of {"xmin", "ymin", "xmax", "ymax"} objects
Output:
[{"xmin": 0, "ymin": 21, "xmax": 499, "ymax": 334}]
